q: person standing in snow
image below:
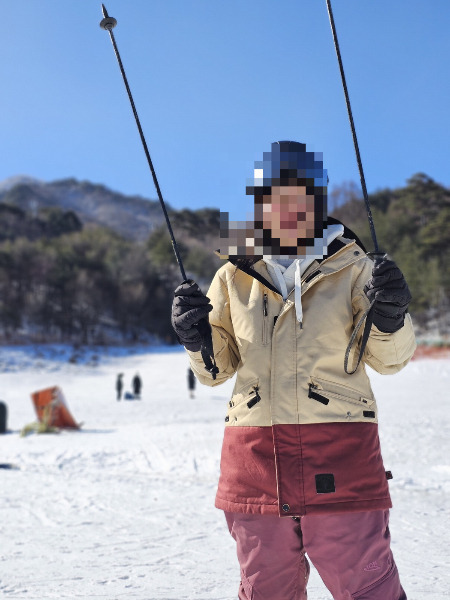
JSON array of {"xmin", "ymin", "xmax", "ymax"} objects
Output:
[
  {"xmin": 116, "ymin": 373, "xmax": 124, "ymax": 401},
  {"xmin": 132, "ymin": 373, "xmax": 142, "ymax": 399},
  {"xmin": 187, "ymin": 367, "xmax": 196, "ymax": 399},
  {"xmin": 171, "ymin": 142, "xmax": 415, "ymax": 600}
]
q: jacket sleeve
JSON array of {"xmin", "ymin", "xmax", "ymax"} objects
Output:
[
  {"xmin": 352, "ymin": 260, "xmax": 417, "ymax": 374},
  {"xmin": 187, "ymin": 268, "xmax": 241, "ymax": 387}
]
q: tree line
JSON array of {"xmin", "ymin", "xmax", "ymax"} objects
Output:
[
  {"xmin": 0, "ymin": 173, "xmax": 448, "ymax": 344},
  {"xmin": 0, "ymin": 204, "xmax": 220, "ymax": 344},
  {"xmin": 331, "ymin": 173, "xmax": 450, "ymax": 336}
]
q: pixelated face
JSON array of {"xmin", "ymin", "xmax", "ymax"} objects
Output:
[
  {"xmin": 258, "ymin": 186, "xmax": 317, "ymax": 249},
  {"xmin": 219, "ymin": 184, "xmax": 327, "ymax": 260},
  {"xmin": 219, "ymin": 142, "xmax": 328, "ymax": 260}
]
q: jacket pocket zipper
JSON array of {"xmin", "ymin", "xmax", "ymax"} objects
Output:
[
  {"xmin": 226, "ymin": 385, "xmax": 261, "ymax": 423},
  {"xmin": 308, "ymin": 384, "xmax": 329, "ymax": 405},
  {"xmin": 310, "ymin": 385, "xmax": 375, "ymax": 413},
  {"xmin": 247, "ymin": 386, "xmax": 261, "ymax": 409},
  {"xmin": 310, "ymin": 377, "xmax": 374, "ymax": 408},
  {"xmin": 262, "ymin": 293, "xmax": 268, "ymax": 345}
]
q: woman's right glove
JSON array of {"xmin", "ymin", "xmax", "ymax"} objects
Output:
[
  {"xmin": 171, "ymin": 280, "xmax": 213, "ymax": 351},
  {"xmin": 363, "ymin": 258, "xmax": 412, "ymax": 333}
]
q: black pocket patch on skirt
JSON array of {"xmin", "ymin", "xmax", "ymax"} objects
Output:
[{"xmin": 315, "ymin": 473, "xmax": 336, "ymax": 494}]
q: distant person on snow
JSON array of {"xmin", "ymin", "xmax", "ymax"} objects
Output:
[
  {"xmin": 187, "ymin": 367, "xmax": 196, "ymax": 399},
  {"xmin": 116, "ymin": 373, "xmax": 124, "ymax": 401},
  {"xmin": 132, "ymin": 373, "xmax": 142, "ymax": 399},
  {"xmin": 171, "ymin": 142, "xmax": 416, "ymax": 600}
]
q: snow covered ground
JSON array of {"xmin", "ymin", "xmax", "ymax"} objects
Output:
[{"xmin": 0, "ymin": 346, "xmax": 449, "ymax": 599}]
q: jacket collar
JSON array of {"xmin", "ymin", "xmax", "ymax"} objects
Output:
[{"xmin": 229, "ymin": 235, "xmax": 364, "ymax": 296}]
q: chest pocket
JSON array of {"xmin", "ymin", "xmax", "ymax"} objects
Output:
[
  {"xmin": 309, "ymin": 375, "xmax": 377, "ymax": 423},
  {"xmin": 229, "ymin": 288, "xmax": 274, "ymax": 346}
]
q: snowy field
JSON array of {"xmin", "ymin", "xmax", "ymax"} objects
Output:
[{"xmin": 0, "ymin": 345, "xmax": 449, "ymax": 599}]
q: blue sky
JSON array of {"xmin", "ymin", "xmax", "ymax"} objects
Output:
[{"xmin": 0, "ymin": 1, "xmax": 449, "ymax": 219}]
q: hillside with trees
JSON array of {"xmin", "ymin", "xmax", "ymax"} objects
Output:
[
  {"xmin": 331, "ymin": 173, "xmax": 450, "ymax": 337},
  {"xmin": 0, "ymin": 179, "xmax": 221, "ymax": 344},
  {"xmin": 0, "ymin": 173, "xmax": 447, "ymax": 344}
]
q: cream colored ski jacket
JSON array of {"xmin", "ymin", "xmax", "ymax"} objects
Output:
[{"xmin": 188, "ymin": 234, "xmax": 416, "ymax": 517}]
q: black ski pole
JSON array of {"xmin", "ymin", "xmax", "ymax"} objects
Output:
[
  {"xmin": 325, "ymin": 0, "xmax": 383, "ymax": 259},
  {"xmin": 99, "ymin": 5, "xmax": 218, "ymax": 380},
  {"xmin": 325, "ymin": 0, "xmax": 387, "ymax": 374},
  {"xmin": 99, "ymin": 4, "xmax": 187, "ymax": 281}
]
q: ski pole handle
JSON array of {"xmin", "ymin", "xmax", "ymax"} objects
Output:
[{"xmin": 366, "ymin": 251, "xmax": 387, "ymax": 266}]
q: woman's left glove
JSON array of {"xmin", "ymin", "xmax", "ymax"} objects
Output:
[
  {"xmin": 363, "ymin": 258, "xmax": 412, "ymax": 333},
  {"xmin": 171, "ymin": 280, "xmax": 213, "ymax": 351}
]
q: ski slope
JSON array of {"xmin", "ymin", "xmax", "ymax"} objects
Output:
[{"xmin": 0, "ymin": 346, "xmax": 449, "ymax": 599}]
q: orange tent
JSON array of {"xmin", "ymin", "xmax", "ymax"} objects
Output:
[{"xmin": 31, "ymin": 386, "xmax": 80, "ymax": 429}]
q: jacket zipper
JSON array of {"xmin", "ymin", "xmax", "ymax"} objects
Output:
[
  {"xmin": 262, "ymin": 293, "xmax": 268, "ymax": 345},
  {"xmin": 304, "ymin": 269, "xmax": 321, "ymax": 284},
  {"xmin": 308, "ymin": 383, "xmax": 329, "ymax": 405},
  {"xmin": 247, "ymin": 386, "xmax": 261, "ymax": 409}
]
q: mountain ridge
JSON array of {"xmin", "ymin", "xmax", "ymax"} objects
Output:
[{"xmin": 0, "ymin": 176, "xmax": 168, "ymax": 241}]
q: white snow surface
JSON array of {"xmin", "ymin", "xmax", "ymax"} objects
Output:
[{"xmin": 0, "ymin": 346, "xmax": 449, "ymax": 599}]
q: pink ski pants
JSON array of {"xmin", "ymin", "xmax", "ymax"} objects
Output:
[{"xmin": 225, "ymin": 509, "xmax": 406, "ymax": 600}]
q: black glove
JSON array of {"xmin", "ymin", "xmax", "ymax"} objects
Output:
[
  {"xmin": 171, "ymin": 280, "xmax": 213, "ymax": 351},
  {"xmin": 364, "ymin": 258, "xmax": 412, "ymax": 333}
]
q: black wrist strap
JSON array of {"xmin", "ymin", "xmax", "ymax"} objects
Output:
[{"xmin": 196, "ymin": 318, "xmax": 219, "ymax": 380}]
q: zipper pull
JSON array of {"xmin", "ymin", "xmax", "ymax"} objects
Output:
[
  {"xmin": 263, "ymin": 293, "xmax": 268, "ymax": 316},
  {"xmin": 247, "ymin": 386, "xmax": 261, "ymax": 409}
]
